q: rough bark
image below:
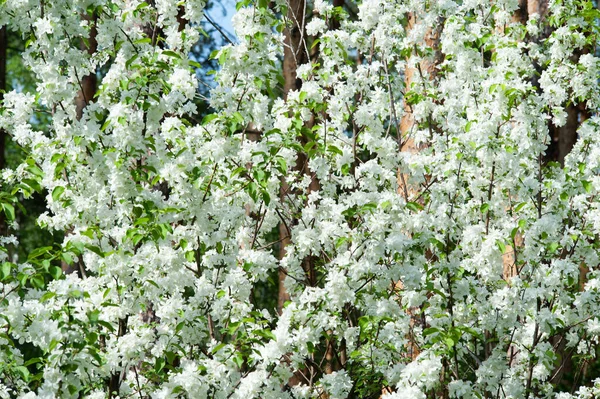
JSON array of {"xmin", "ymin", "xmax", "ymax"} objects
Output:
[
  {"xmin": 282, "ymin": 0, "xmax": 308, "ymax": 97},
  {"xmin": 278, "ymin": 0, "xmax": 310, "ymax": 315},
  {"xmin": 502, "ymin": 2, "xmax": 537, "ymax": 282},
  {"xmin": 277, "ymin": 1, "xmax": 306, "ymax": 387},
  {"xmin": 396, "ymin": 13, "xmax": 444, "ymax": 364},
  {"xmin": 503, "ymin": 0, "xmax": 558, "ymax": 281},
  {"xmin": 397, "ymin": 14, "xmax": 443, "ymax": 200},
  {"xmin": 527, "ymin": 0, "xmax": 548, "ymax": 16},
  {"xmin": 279, "ymin": 0, "xmax": 336, "ymax": 388},
  {"xmin": 557, "ymin": 104, "xmax": 579, "ymax": 165},
  {"xmin": 63, "ymin": 14, "xmax": 98, "ymax": 276},
  {"xmin": 75, "ymin": 13, "xmax": 98, "ymax": 120},
  {"xmin": 319, "ymin": 0, "xmax": 347, "ymax": 379},
  {"xmin": 513, "ymin": 0, "xmax": 528, "ymax": 24}
]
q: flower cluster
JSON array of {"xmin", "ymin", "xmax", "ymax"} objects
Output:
[{"xmin": 1, "ymin": 0, "xmax": 600, "ymax": 398}]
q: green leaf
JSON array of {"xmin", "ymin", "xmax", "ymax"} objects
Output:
[
  {"xmin": 514, "ymin": 202, "xmax": 527, "ymax": 212},
  {"xmin": 52, "ymin": 186, "xmax": 65, "ymax": 202},
  {"xmin": 166, "ymin": 351, "xmax": 178, "ymax": 365},
  {"xmin": 510, "ymin": 227, "xmax": 519, "ymax": 240},
  {"xmin": 211, "ymin": 342, "xmax": 226, "ymax": 354},
  {"xmin": 147, "ymin": 279, "xmax": 160, "ymax": 288},
  {"xmin": 248, "ymin": 182, "xmax": 259, "ymax": 202},
  {"xmin": 31, "ymin": 275, "xmax": 45, "ymax": 289},
  {"xmin": 98, "ymin": 320, "xmax": 115, "ymax": 332},
  {"xmin": 582, "ymin": 180, "xmax": 593, "ymax": 193},
  {"xmin": 262, "ymin": 190, "xmax": 271, "ymax": 206},
  {"xmin": 255, "ymin": 328, "xmax": 276, "ymax": 341},
  {"xmin": 406, "ymin": 202, "xmax": 423, "ymax": 212},
  {"xmin": 49, "ymin": 266, "xmax": 62, "ymax": 280},
  {"xmin": 360, "ymin": 202, "xmax": 377, "ymax": 213},
  {"xmin": 0, "ymin": 262, "xmax": 12, "ymax": 281},
  {"xmin": 88, "ymin": 309, "xmax": 100, "ymax": 323},
  {"xmin": 100, "ymin": 120, "xmax": 111, "ymax": 131},
  {"xmin": 202, "ymin": 114, "xmax": 218, "ymax": 124},
  {"xmin": 155, "ymin": 357, "xmax": 166, "ymax": 373},
  {"xmin": 87, "ymin": 332, "xmax": 98, "ymax": 344},
  {"xmin": 276, "ymin": 157, "xmax": 287, "ymax": 173},
  {"xmin": 85, "ymin": 245, "xmax": 105, "ymax": 258},
  {"xmin": 456, "ymin": 326, "xmax": 483, "ymax": 340},
  {"xmin": 231, "ymin": 166, "xmax": 246, "ymax": 178},
  {"xmin": 547, "ymin": 242, "xmax": 560, "ymax": 253},
  {"xmin": 134, "ymin": 217, "xmax": 151, "ymax": 227},
  {"xmin": 303, "ymin": 141, "xmax": 316, "ymax": 153},
  {"xmin": 172, "ymin": 385, "xmax": 185, "ymax": 394},
  {"xmin": 162, "ymin": 50, "xmax": 181, "ymax": 59},
  {"xmin": 22, "ymin": 178, "xmax": 42, "ymax": 192},
  {"xmin": 1, "ymin": 203, "xmax": 15, "ymax": 221},
  {"xmin": 60, "ymin": 252, "xmax": 73, "ymax": 265},
  {"xmin": 23, "ymin": 357, "xmax": 42, "ymax": 367},
  {"xmin": 560, "ymin": 191, "xmax": 568, "ymax": 201},
  {"xmin": 232, "ymin": 111, "xmax": 244, "ymax": 124},
  {"xmin": 18, "ymin": 273, "xmax": 28, "ymax": 286},
  {"xmin": 335, "ymin": 236, "xmax": 348, "ymax": 248},
  {"xmin": 218, "ymin": 48, "xmax": 229, "ymax": 65},
  {"xmin": 327, "ymin": 145, "xmax": 343, "ymax": 156},
  {"xmin": 496, "ymin": 240, "xmax": 506, "ymax": 254},
  {"xmin": 232, "ymin": 353, "xmax": 244, "ymax": 368},
  {"xmin": 125, "ymin": 54, "xmax": 139, "ymax": 69},
  {"xmin": 423, "ymin": 327, "xmax": 439, "ymax": 336},
  {"xmin": 14, "ymin": 366, "xmax": 30, "ymax": 381},
  {"xmin": 40, "ymin": 291, "xmax": 55, "ymax": 302}
]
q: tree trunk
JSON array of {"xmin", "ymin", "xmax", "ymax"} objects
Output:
[
  {"xmin": 513, "ymin": 0, "xmax": 528, "ymax": 24},
  {"xmin": 278, "ymin": 0, "xmax": 310, "ymax": 314},
  {"xmin": 75, "ymin": 13, "xmax": 97, "ymax": 120},
  {"xmin": 63, "ymin": 14, "xmax": 97, "ymax": 275},
  {"xmin": 527, "ymin": 0, "xmax": 548, "ymax": 16},
  {"xmin": 557, "ymin": 104, "xmax": 579, "ymax": 165},
  {"xmin": 279, "ymin": 0, "xmax": 333, "ymax": 388},
  {"xmin": 282, "ymin": 0, "xmax": 307, "ymax": 97},
  {"xmin": 397, "ymin": 12, "xmax": 443, "ymax": 199},
  {"xmin": 397, "ymin": 12, "xmax": 444, "ymax": 363}
]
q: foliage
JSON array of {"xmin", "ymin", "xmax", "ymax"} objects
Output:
[{"xmin": 1, "ymin": 0, "xmax": 600, "ymax": 398}]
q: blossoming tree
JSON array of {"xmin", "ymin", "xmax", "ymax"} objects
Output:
[{"xmin": 2, "ymin": 0, "xmax": 600, "ymax": 398}]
